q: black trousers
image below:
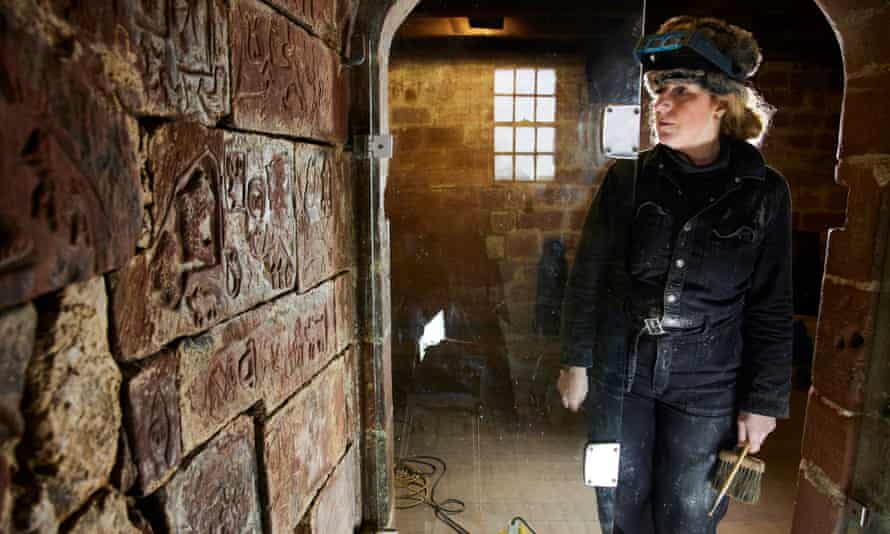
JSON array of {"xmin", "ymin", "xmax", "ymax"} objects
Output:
[{"xmin": 596, "ymin": 336, "xmax": 738, "ymax": 534}]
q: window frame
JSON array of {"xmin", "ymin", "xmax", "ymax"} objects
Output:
[{"xmin": 493, "ymin": 67, "xmax": 557, "ymax": 182}]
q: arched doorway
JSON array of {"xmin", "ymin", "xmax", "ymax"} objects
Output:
[{"xmin": 352, "ymin": 1, "xmax": 889, "ymax": 532}]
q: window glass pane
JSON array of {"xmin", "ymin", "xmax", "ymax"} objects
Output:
[
  {"xmin": 495, "ymin": 155, "xmax": 513, "ymax": 180},
  {"xmin": 537, "ymin": 69, "xmax": 556, "ymax": 95},
  {"xmin": 494, "ymin": 69, "xmax": 514, "ymax": 94},
  {"xmin": 515, "ymin": 97, "xmax": 535, "ymax": 122},
  {"xmin": 536, "ymin": 155, "xmax": 555, "ymax": 180},
  {"xmin": 536, "ymin": 97, "xmax": 556, "ymax": 122},
  {"xmin": 494, "ymin": 127, "xmax": 514, "ymax": 153},
  {"xmin": 516, "ymin": 68, "xmax": 535, "ymax": 94},
  {"xmin": 516, "ymin": 127, "xmax": 535, "ymax": 152},
  {"xmin": 537, "ymin": 127, "xmax": 555, "ymax": 153},
  {"xmin": 494, "ymin": 96, "xmax": 513, "ymax": 122},
  {"xmin": 515, "ymin": 155, "xmax": 534, "ymax": 181}
]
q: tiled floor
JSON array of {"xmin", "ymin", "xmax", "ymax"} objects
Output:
[{"xmin": 393, "ymin": 388, "xmax": 807, "ymax": 534}]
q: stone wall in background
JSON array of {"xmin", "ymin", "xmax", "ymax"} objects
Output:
[
  {"xmin": 0, "ymin": 1, "xmax": 360, "ymax": 532},
  {"xmin": 387, "ymin": 47, "xmax": 599, "ymax": 415}
]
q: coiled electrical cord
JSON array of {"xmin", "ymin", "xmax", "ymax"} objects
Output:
[{"xmin": 395, "ymin": 455, "xmax": 470, "ymax": 534}]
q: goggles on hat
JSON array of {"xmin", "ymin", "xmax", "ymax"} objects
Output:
[{"xmin": 635, "ymin": 31, "xmax": 745, "ymax": 81}]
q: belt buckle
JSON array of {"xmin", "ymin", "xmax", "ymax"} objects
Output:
[{"xmin": 644, "ymin": 317, "xmax": 666, "ymax": 336}]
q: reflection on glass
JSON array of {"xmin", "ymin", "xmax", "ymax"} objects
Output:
[
  {"xmin": 494, "ymin": 96, "xmax": 513, "ymax": 122},
  {"xmin": 494, "ymin": 155, "xmax": 513, "ymax": 180},
  {"xmin": 515, "ymin": 97, "xmax": 535, "ymax": 122},
  {"xmin": 515, "ymin": 155, "xmax": 534, "ymax": 180},
  {"xmin": 537, "ymin": 97, "xmax": 556, "ymax": 122},
  {"xmin": 418, "ymin": 310, "xmax": 446, "ymax": 361},
  {"xmin": 516, "ymin": 127, "xmax": 535, "ymax": 152},
  {"xmin": 516, "ymin": 68, "xmax": 535, "ymax": 94},
  {"xmin": 495, "ymin": 126, "xmax": 514, "ymax": 152},
  {"xmin": 494, "ymin": 68, "xmax": 514, "ymax": 94},
  {"xmin": 389, "ymin": 5, "xmax": 643, "ymax": 532}
]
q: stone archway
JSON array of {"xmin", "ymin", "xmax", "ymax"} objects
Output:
[
  {"xmin": 792, "ymin": 2, "xmax": 890, "ymax": 533},
  {"xmin": 355, "ymin": 1, "xmax": 889, "ymax": 531}
]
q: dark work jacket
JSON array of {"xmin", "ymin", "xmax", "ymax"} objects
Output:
[{"xmin": 561, "ymin": 138, "xmax": 793, "ymax": 442}]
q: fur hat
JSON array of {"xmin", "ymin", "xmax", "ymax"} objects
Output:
[{"xmin": 644, "ymin": 17, "xmax": 762, "ymax": 96}]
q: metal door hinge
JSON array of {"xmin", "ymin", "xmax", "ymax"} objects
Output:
[
  {"xmin": 847, "ymin": 498, "xmax": 870, "ymax": 528},
  {"xmin": 355, "ymin": 134, "xmax": 393, "ymax": 160}
]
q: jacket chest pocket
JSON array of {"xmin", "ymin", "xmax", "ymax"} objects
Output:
[
  {"xmin": 630, "ymin": 202, "xmax": 674, "ymax": 280},
  {"xmin": 706, "ymin": 218, "xmax": 761, "ymax": 289}
]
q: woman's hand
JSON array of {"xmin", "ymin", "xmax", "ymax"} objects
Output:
[
  {"xmin": 737, "ymin": 411, "xmax": 776, "ymax": 453},
  {"xmin": 557, "ymin": 366, "xmax": 588, "ymax": 412}
]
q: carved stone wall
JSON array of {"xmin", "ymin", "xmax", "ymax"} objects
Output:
[{"xmin": 0, "ymin": 1, "xmax": 360, "ymax": 532}]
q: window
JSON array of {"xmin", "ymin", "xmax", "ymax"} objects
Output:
[{"xmin": 494, "ymin": 68, "xmax": 556, "ymax": 181}]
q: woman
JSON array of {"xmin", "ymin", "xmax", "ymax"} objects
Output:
[{"xmin": 558, "ymin": 16, "xmax": 792, "ymax": 534}]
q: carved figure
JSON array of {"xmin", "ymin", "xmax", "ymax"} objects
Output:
[
  {"xmin": 302, "ymin": 154, "xmax": 333, "ymax": 225},
  {"xmin": 185, "ymin": 284, "xmax": 220, "ymax": 327},
  {"xmin": 224, "ymin": 248, "xmax": 242, "ymax": 298},
  {"xmin": 133, "ymin": 0, "xmax": 227, "ymax": 121},
  {"xmin": 237, "ymin": 339, "xmax": 258, "ymax": 389},
  {"xmin": 149, "ymin": 150, "xmax": 221, "ymax": 310},
  {"xmin": 190, "ymin": 466, "xmax": 248, "ymax": 533},
  {"xmin": 177, "ymin": 167, "xmax": 218, "ymax": 266},
  {"xmin": 148, "ymin": 388, "xmax": 174, "ymax": 469},
  {"xmin": 225, "ymin": 152, "xmax": 246, "ymax": 210},
  {"xmin": 204, "ymin": 357, "xmax": 235, "ymax": 421}
]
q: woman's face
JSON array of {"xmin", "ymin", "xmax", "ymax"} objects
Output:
[{"xmin": 653, "ymin": 82, "xmax": 723, "ymax": 152}]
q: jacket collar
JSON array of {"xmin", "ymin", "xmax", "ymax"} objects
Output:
[{"xmin": 640, "ymin": 136, "xmax": 767, "ymax": 181}]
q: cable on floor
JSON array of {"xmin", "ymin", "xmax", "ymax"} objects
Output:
[
  {"xmin": 509, "ymin": 516, "xmax": 538, "ymax": 534},
  {"xmin": 395, "ymin": 455, "xmax": 470, "ymax": 534}
]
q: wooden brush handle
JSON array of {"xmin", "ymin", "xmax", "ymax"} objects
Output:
[{"xmin": 708, "ymin": 442, "xmax": 751, "ymax": 517}]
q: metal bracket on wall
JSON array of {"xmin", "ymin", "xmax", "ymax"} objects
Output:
[
  {"xmin": 354, "ymin": 134, "xmax": 394, "ymax": 160},
  {"xmin": 343, "ymin": 32, "xmax": 367, "ymax": 68},
  {"xmin": 847, "ymin": 497, "xmax": 871, "ymax": 529},
  {"xmin": 602, "ymin": 104, "xmax": 641, "ymax": 159}
]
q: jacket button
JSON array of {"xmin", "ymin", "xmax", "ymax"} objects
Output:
[
  {"xmin": 734, "ymin": 177, "xmax": 741, "ymax": 183},
  {"xmin": 666, "ymin": 294, "xmax": 677, "ymax": 304},
  {"xmin": 682, "ymin": 223, "xmax": 692, "ymax": 232},
  {"xmin": 675, "ymin": 258, "xmax": 686, "ymax": 268}
]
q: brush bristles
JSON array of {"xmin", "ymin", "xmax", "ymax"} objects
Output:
[{"xmin": 712, "ymin": 451, "xmax": 765, "ymax": 504}]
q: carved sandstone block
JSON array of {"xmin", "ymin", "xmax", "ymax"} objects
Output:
[
  {"xmin": 334, "ymin": 271, "xmax": 356, "ymax": 355},
  {"xmin": 124, "ymin": 352, "xmax": 182, "ymax": 496},
  {"xmin": 263, "ymin": 0, "xmax": 357, "ymax": 52},
  {"xmin": 161, "ymin": 416, "xmax": 262, "ymax": 533},
  {"xmin": 0, "ymin": 303, "xmax": 37, "ymax": 532},
  {"xmin": 22, "ymin": 277, "xmax": 121, "ymax": 531},
  {"xmin": 179, "ymin": 282, "xmax": 336, "ymax": 451},
  {"xmin": 295, "ymin": 446, "xmax": 358, "ymax": 534},
  {"xmin": 0, "ymin": 304, "xmax": 37, "ymax": 443},
  {"xmin": 0, "ymin": 453, "xmax": 9, "ymax": 534},
  {"xmin": 0, "ymin": 6, "xmax": 142, "ymax": 308},
  {"xmin": 46, "ymin": 0, "xmax": 230, "ymax": 125},
  {"xmin": 295, "ymin": 145, "xmax": 355, "ymax": 291},
  {"xmin": 264, "ymin": 355, "xmax": 350, "ymax": 533},
  {"xmin": 110, "ymin": 123, "xmax": 297, "ymax": 360},
  {"xmin": 231, "ymin": 0, "xmax": 347, "ymax": 143}
]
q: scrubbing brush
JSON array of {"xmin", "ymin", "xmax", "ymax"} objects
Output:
[{"xmin": 708, "ymin": 442, "xmax": 765, "ymax": 516}]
